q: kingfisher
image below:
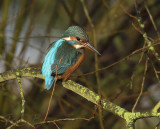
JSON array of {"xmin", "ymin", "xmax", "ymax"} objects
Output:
[{"xmin": 42, "ymin": 26, "xmax": 101, "ymax": 90}]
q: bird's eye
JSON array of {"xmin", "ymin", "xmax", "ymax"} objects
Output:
[{"xmin": 76, "ymin": 37, "xmax": 80, "ymax": 41}]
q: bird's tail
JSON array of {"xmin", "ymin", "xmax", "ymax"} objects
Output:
[{"xmin": 44, "ymin": 76, "xmax": 54, "ymax": 90}]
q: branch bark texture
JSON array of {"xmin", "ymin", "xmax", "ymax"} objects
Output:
[{"xmin": 0, "ymin": 67, "xmax": 160, "ymax": 129}]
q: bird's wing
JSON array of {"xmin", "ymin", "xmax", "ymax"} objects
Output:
[
  {"xmin": 42, "ymin": 39, "xmax": 64, "ymax": 78},
  {"xmin": 42, "ymin": 40, "xmax": 64, "ymax": 90},
  {"xmin": 42, "ymin": 39, "xmax": 81, "ymax": 89},
  {"xmin": 51, "ymin": 41, "xmax": 81, "ymax": 74}
]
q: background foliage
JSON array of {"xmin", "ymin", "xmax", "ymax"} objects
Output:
[{"xmin": 0, "ymin": 0, "xmax": 160, "ymax": 129}]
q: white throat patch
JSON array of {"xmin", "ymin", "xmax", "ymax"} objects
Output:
[
  {"xmin": 72, "ymin": 44, "xmax": 84, "ymax": 49},
  {"xmin": 62, "ymin": 37, "xmax": 71, "ymax": 41}
]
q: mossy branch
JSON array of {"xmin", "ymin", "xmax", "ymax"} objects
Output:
[
  {"xmin": 0, "ymin": 67, "xmax": 160, "ymax": 129},
  {"xmin": 0, "ymin": 67, "xmax": 43, "ymax": 82},
  {"xmin": 134, "ymin": 1, "xmax": 160, "ymax": 61}
]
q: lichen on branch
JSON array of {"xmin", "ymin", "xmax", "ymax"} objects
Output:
[{"xmin": 0, "ymin": 67, "xmax": 160, "ymax": 129}]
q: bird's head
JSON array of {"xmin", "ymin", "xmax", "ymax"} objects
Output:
[{"xmin": 62, "ymin": 26, "xmax": 101, "ymax": 55}]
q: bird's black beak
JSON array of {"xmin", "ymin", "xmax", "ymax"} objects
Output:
[{"xmin": 83, "ymin": 42, "xmax": 101, "ymax": 55}]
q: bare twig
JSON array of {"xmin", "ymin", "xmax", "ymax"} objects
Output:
[
  {"xmin": 43, "ymin": 78, "xmax": 57, "ymax": 121},
  {"xmin": 44, "ymin": 57, "xmax": 63, "ymax": 121},
  {"xmin": 144, "ymin": 3, "xmax": 160, "ymax": 39},
  {"xmin": 0, "ymin": 116, "xmax": 15, "ymax": 125},
  {"xmin": 132, "ymin": 57, "xmax": 149, "ymax": 112},
  {"xmin": 6, "ymin": 119, "xmax": 35, "ymax": 129},
  {"xmin": 53, "ymin": 121, "xmax": 60, "ymax": 129}
]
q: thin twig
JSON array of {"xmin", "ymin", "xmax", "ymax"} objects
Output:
[
  {"xmin": 53, "ymin": 121, "xmax": 60, "ymax": 129},
  {"xmin": 132, "ymin": 57, "xmax": 149, "ymax": 112},
  {"xmin": 120, "ymin": 4, "xmax": 138, "ymax": 20},
  {"xmin": 132, "ymin": 22, "xmax": 154, "ymax": 42},
  {"xmin": 43, "ymin": 78, "xmax": 57, "ymax": 121},
  {"xmin": 130, "ymin": 41, "xmax": 146, "ymax": 89},
  {"xmin": 0, "ymin": 116, "xmax": 15, "ymax": 125},
  {"xmin": 6, "ymin": 120, "xmax": 21, "ymax": 129},
  {"xmin": 44, "ymin": 57, "xmax": 63, "ymax": 121},
  {"xmin": 147, "ymin": 52, "xmax": 160, "ymax": 81},
  {"xmin": 6, "ymin": 119, "xmax": 35, "ymax": 129},
  {"xmin": 144, "ymin": 3, "xmax": 160, "ymax": 39},
  {"xmin": 37, "ymin": 117, "xmax": 94, "ymax": 125}
]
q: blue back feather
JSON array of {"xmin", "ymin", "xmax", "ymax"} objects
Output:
[
  {"xmin": 42, "ymin": 39, "xmax": 63, "ymax": 89},
  {"xmin": 42, "ymin": 39, "xmax": 82, "ymax": 90}
]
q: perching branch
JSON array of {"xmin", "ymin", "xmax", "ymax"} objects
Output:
[
  {"xmin": 0, "ymin": 67, "xmax": 43, "ymax": 82},
  {"xmin": 0, "ymin": 67, "xmax": 160, "ymax": 129}
]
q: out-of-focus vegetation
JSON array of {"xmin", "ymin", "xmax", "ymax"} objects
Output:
[{"xmin": 0, "ymin": 0, "xmax": 160, "ymax": 129}]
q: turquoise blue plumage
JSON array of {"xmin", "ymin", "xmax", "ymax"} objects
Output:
[
  {"xmin": 42, "ymin": 39, "xmax": 63, "ymax": 90},
  {"xmin": 42, "ymin": 39, "xmax": 82, "ymax": 90},
  {"xmin": 42, "ymin": 26, "xmax": 100, "ymax": 90}
]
